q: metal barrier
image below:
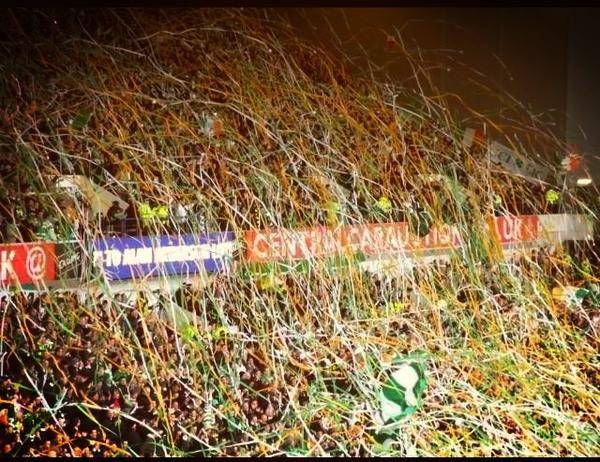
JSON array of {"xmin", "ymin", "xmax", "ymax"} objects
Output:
[{"xmin": 0, "ymin": 214, "xmax": 596, "ymax": 290}]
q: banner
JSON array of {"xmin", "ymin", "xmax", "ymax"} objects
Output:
[
  {"xmin": 92, "ymin": 232, "xmax": 236, "ymax": 281},
  {"xmin": 0, "ymin": 242, "xmax": 56, "ymax": 287},
  {"xmin": 462, "ymin": 128, "xmax": 551, "ymax": 183},
  {"xmin": 244, "ymin": 216, "xmax": 550, "ymax": 264},
  {"xmin": 54, "ymin": 241, "xmax": 85, "ymax": 280},
  {"xmin": 245, "ymin": 222, "xmax": 463, "ymax": 263},
  {"xmin": 538, "ymin": 214, "xmax": 594, "ymax": 244},
  {"xmin": 487, "ymin": 141, "xmax": 551, "ymax": 183},
  {"xmin": 489, "ymin": 215, "xmax": 540, "ymax": 245}
]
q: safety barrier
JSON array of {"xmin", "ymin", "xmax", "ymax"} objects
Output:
[{"xmin": 0, "ymin": 214, "xmax": 595, "ymax": 288}]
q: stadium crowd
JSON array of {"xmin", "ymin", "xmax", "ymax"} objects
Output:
[
  {"xmin": 1, "ymin": 246, "xmax": 598, "ymax": 456},
  {"xmin": 0, "ymin": 9, "xmax": 597, "ymax": 456},
  {"xmin": 0, "ymin": 154, "xmax": 571, "ymax": 246}
]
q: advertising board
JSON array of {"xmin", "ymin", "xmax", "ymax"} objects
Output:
[
  {"xmin": 537, "ymin": 214, "xmax": 594, "ymax": 243},
  {"xmin": 93, "ymin": 232, "xmax": 236, "ymax": 281},
  {"xmin": 245, "ymin": 216, "xmax": 544, "ymax": 264},
  {"xmin": 245, "ymin": 222, "xmax": 464, "ymax": 263},
  {"xmin": 489, "ymin": 215, "xmax": 540, "ymax": 245},
  {"xmin": 0, "ymin": 242, "xmax": 56, "ymax": 287},
  {"xmin": 54, "ymin": 241, "xmax": 85, "ymax": 280}
]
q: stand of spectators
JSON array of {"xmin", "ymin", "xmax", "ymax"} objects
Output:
[{"xmin": 0, "ymin": 241, "xmax": 598, "ymax": 456}]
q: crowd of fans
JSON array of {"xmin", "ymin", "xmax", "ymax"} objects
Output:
[
  {"xmin": 0, "ymin": 161, "xmax": 575, "ymax": 246},
  {"xmin": 1, "ymin": 244, "xmax": 598, "ymax": 456},
  {"xmin": 88, "ymin": 147, "xmax": 577, "ymax": 238},
  {"xmin": 0, "ymin": 158, "xmax": 60, "ymax": 243},
  {"xmin": 0, "ymin": 95, "xmax": 584, "ymax": 246},
  {"xmin": 0, "ymin": 9, "xmax": 597, "ymax": 457},
  {"xmin": 0, "ymin": 280, "xmax": 344, "ymax": 456}
]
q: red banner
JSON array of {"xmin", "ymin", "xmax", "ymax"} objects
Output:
[
  {"xmin": 245, "ymin": 222, "xmax": 463, "ymax": 263},
  {"xmin": 245, "ymin": 216, "xmax": 540, "ymax": 263},
  {"xmin": 0, "ymin": 242, "xmax": 56, "ymax": 287},
  {"xmin": 488, "ymin": 215, "xmax": 539, "ymax": 244}
]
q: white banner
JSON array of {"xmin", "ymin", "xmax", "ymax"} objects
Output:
[
  {"xmin": 538, "ymin": 214, "xmax": 594, "ymax": 244},
  {"xmin": 487, "ymin": 141, "xmax": 551, "ymax": 182}
]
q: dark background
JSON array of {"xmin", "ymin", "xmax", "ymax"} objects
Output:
[{"xmin": 279, "ymin": 7, "xmax": 600, "ymax": 182}]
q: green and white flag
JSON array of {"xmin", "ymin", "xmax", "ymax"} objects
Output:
[
  {"xmin": 372, "ymin": 352, "xmax": 428, "ymax": 451},
  {"xmin": 376, "ymin": 352, "xmax": 428, "ymax": 432},
  {"xmin": 379, "ymin": 360, "xmax": 427, "ymax": 424}
]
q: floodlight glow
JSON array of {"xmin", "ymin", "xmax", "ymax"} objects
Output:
[{"xmin": 576, "ymin": 177, "xmax": 593, "ymax": 186}]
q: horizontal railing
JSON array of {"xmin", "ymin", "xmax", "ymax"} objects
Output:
[{"xmin": 0, "ymin": 214, "xmax": 595, "ymax": 290}]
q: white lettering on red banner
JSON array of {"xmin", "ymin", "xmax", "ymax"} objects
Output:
[
  {"xmin": 245, "ymin": 221, "xmax": 464, "ymax": 263},
  {"xmin": 245, "ymin": 216, "xmax": 540, "ymax": 263},
  {"xmin": 489, "ymin": 215, "xmax": 539, "ymax": 244},
  {"xmin": 0, "ymin": 243, "xmax": 56, "ymax": 286}
]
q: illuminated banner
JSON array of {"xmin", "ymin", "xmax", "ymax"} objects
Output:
[
  {"xmin": 489, "ymin": 215, "xmax": 540, "ymax": 245},
  {"xmin": 93, "ymin": 233, "xmax": 235, "ymax": 281},
  {"xmin": 245, "ymin": 216, "xmax": 546, "ymax": 264},
  {"xmin": 0, "ymin": 242, "xmax": 56, "ymax": 287},
  {"xmin": 361, "ymin": 215, "xmax": 589, "ymax": 277},
  {"xmin": 538, "ymin": 214, "xmax": 594, "ymax": 243},
  {"xmin": 245, "ymin": 222, "xmax": 463, "ymax": 263}
]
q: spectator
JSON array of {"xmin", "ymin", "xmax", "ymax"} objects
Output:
[
  {"xmin": 107, "ymin": 201, "xmax": 127, "ymax": 235},
  {"xmin": 123, "ymin": 201, "xmax": 138, "ymax": 235},
  {"xmin": 171, "ymin": 201, "xmax": 188, "ymax": 226},
  {"xmin": 192, "ymin": 204, "xmax": 206, "ymax": 230},
  {"xmin": 35, "ymin": 213, "xmax": 58, "ymax": 242},
  {"xmin": 155, "ymin": 205, "xmax": 169, "ymax": 227},
  {"xmin": 4, "ymin": 218, "xmax": 21, "ymax": 244},
  {"xmin": 0, "ymin": 215, "xmax": 5, "ymax": 242},
  {"xmin": 138, "ymin": 202, "xmax": 154, "ymax": 232}
]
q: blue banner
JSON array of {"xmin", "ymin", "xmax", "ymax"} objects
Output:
[{"xmin": 92, "ymin": 232, "xmax": 236, "ymax": 281}]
